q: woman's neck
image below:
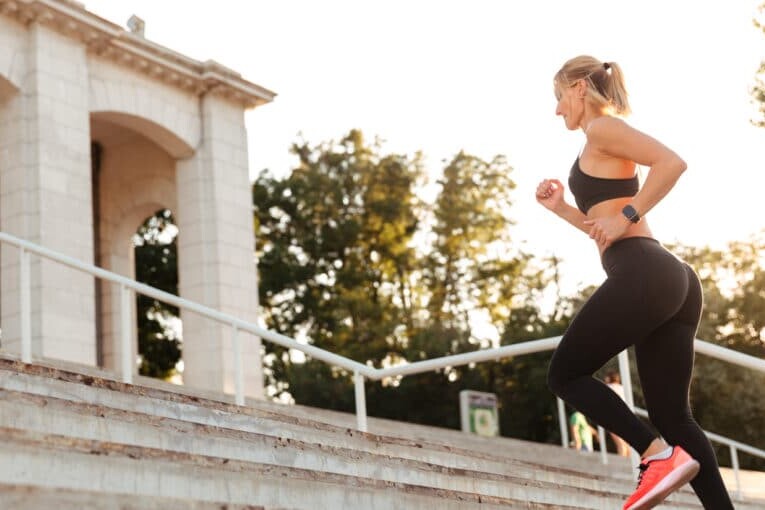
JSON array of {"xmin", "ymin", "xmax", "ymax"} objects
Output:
[{"xmin": 579, "ymin": 108, "xmax": 609, "ymax": 133}]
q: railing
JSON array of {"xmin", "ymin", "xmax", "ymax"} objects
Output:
[
  {"xmin": 1, "ymin": 231, "xmax": 763, "ymax": 499},
  {"xmin": 0, "ymin": 232, "xmax": 376, "ymax": 407}
]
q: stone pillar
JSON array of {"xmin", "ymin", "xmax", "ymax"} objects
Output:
[
  {"xmin": 0, "ymin": 23, "xmax": 95, "ymax": 364},
  {"xmin": 176, "ymin": 94, "xmax": 263, "ymax": 399}
]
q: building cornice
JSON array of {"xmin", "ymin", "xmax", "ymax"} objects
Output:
[{"xmin": 0, "ymin": 0, "xmax": 276, "ymax": 108}]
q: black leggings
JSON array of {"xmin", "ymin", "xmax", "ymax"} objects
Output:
[{"xmin": 547, "ymin": 237, "xmax": 734, "ymax": 509}]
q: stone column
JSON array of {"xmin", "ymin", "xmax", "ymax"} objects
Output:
[
  {"xmin": 176, "ymin": 94, "xmax": 263, "ymax": 399},
  {"xmin": 0, "ymin": 23, "xmax": 95, "ymax": 364}
]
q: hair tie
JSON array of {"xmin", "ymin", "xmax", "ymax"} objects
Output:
[{"xmin": 603, "ymin": 62, "xmax": 611, "ymax": 71}]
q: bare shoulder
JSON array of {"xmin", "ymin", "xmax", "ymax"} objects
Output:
[
  {"xmin": 584, "ymin": 116, "xmax": 671, "ymax": 167},
  {"xmin": 585, "ymin": 116, "xmax": 636, "ymax": 145}
]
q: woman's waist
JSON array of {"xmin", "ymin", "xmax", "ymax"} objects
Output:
[
  {"xmin": 596, "ymin": 229, "xmax": 654, "ymax": 257},
  {"xmin": 599, "ymin": 235, "xmax": 684, "ymax": 275}
]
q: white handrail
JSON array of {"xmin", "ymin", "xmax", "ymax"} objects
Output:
[
  {"xmin": 694, "ymin": 340, "xmax": 765, "ymax": 372},
  {"xmin": 0, "ymin": 232, "xmax": 375, "ymax": 381},
  {"xmin": 2, "ymin": 231, "xmax": 763, "ymax": 498},
  {"xmin": 371, "ymin": 337, "xmax": 561, "ymax": 381},
  {"xmin": 634, "ymin": 407, "xmax": 765, "ymax": 459}
]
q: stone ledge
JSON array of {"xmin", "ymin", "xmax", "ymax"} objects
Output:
[
  {"xmin": 1, "ymin": 426, "xmax": 594, "ymax": 510},
  {"xmin": 0, "ymin": 356, "xmax": 633, "ymax": 481},
  {"xmin": 0, "ymin": 387, "xmax": 647, "ymax": 504},
  {"xmin": 0, "ymin": 0, "xmax": 276, "ymax": 108},
  {"xmin": 0, "ymin": 482, "xmax": 268, "ymax": 510}
]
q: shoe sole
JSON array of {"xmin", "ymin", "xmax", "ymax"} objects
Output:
[{"xmin": 625, "ymin": 459, "xmax": 700, "ymax": 510}]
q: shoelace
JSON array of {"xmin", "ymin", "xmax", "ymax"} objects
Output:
[{"xmin": 635, "ymin": 462, "xmax": 650, "ymax": 489}]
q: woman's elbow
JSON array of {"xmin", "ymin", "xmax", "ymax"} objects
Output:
[{"xmin": 673, "ymin": 154, "xmax": 688, "ymax": 174}]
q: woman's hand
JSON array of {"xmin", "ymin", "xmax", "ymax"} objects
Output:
[
  {"xmin": 583, "ymin": 214, "xmax": 630, "ymax": 249},
  {"xmin": 535, "ymin": 178, "xmax": 565, "ymax": 213}
]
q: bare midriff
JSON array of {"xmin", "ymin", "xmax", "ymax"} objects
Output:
[
  {"xmin": 588, "ymin": 197, "xmax": 654, "ymax": 256},
  {"xmin": 579, "ymin": 148, "xmax": 653, "ymax": 255}
]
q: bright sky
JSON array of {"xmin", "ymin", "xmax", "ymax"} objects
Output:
[{"xmin": 87, "ymin": 0, "xmax": 765, "ymax": 293}]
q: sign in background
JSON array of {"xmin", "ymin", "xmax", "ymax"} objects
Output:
[{"xmin": 459, "ymin": 390, "xmax": 499, "ymax": 437}]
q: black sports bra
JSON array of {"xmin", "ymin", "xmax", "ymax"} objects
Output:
[{"xmin": 568, "ymin": 156, "xmax": 639, "ymax": 214}]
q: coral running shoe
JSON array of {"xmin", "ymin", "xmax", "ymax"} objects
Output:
[{"xmin": 622, "ymin": 446, "xmax": 700, "ymax": 510}]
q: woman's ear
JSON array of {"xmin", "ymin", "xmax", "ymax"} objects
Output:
[{"xmin": 576, "ymin": 79, "xmax": 587, "ymax": 98}]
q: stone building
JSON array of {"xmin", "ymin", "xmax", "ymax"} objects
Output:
[{"xmin": 0, "ymin": 0, "xmax": 274, "ymax": 398}]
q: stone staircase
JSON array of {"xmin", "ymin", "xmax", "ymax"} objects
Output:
[{"xmin": 0, "ymin": 355, "xmax": 762, "ymax": 509}]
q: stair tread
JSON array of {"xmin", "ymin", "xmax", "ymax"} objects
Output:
[{"xmin": 0, "ymin": 356, "xmax": 761, "ymax": 509}]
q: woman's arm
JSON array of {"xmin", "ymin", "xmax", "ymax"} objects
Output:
[
  {"xmin": 588, "ymin": 116, "xmax": 687, "ymax": 218},
  {"xmin": 583, "ymin": 117, "xmax": 687, "ymax": 245},
  {"xmin": 554, "ymin": 201, "xmax": 592, "ymax": 235},
  {"xmin": 535, "ymin": 178, "xmax": 591, "ymax": 235}
]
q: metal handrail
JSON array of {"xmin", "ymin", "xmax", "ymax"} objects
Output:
[
  {"xmin": 0, "ymin": 232, "xmax": 376, "ymax": 387},
  {"xmin": 371, "ymin": 337, "xmax": 562, "ymax": 380},
  {"xmin": 1, "ymin": 231, "xmax": 763, "ymax": 498}
]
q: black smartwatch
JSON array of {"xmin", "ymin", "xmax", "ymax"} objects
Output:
[{"xmin": 622, "ymin": 204, "xmax": 641, "ymax": 223}]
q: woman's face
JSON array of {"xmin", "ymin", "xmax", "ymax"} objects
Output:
[{"xmin": 555, "ymin": 79, "xmax": 584, "ymax": 131}]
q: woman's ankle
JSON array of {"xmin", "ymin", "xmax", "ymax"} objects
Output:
[{"xmin": 641, "ymin": 438, "xmax": 669, "ymax": 459}]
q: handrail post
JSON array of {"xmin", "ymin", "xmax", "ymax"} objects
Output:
[
  {"xmin": 120, "ymin": 284, "xmax": 133, "ymax": 384},
  {"xmin": 557, "ymin": 397, "xmax": 569, "ymax": 448},
  {"xmin": 730, "ymin": 445, "xmax": 741, "ymax": 500},
  {"xmin": 20, "ymin": 247, "xmax": 32, "ymax": 363},
  {"xmin": 232, "ymin": 325, "xmax": 244, "ymax": 406},
  {"xmin": 598, "ymin": 426, "xmax": 608, "ymax": 465},
  {"xmin": 354, "ymin": 371, "xmax": 367, "ymax": 432},
  {"xmin": 617, "ymin": 350, "xmax": 634, "ymax": 410},
  {"xmin": 618, "ymin": 350, "xmax": 641, "ymax": 475}
]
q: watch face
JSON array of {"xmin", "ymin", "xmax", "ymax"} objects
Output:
[{"xmin": 622, "ymin": 205, "xmax": 639, "ymax": 222}]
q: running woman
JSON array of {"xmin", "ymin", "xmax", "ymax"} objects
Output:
[{"xmin": 536, "ymin": 55, "xmax": 735, "ymax": 510}]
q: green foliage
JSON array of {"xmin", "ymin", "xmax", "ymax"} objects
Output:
[
  {"xmin": 129, "ymin": 128, "xmax": 765, "ymax": 470},
  {"xmin": 753, "ymin": 2, "xmax": 765, "ymax": 126},
  {"xmin": 670, "ymin": 239, "xmax": 765, "ymax": 358},
  {"xmin": 253, "ymin": 132, "xmax": 765, "ymax": 468},
  {"xmin": 253, "ymin": 131, "xmax": 566, "ymax": 427},
  {"xmin": 253, "ymin": 130, "xmax": 423, "ymax": 405},
  {"xmin": 423, "ymin": 151, "xmax": 519, "ymax": 329},
  {"xmin": 103, "ymin": 121, "xmax": 765, "ymax": 468},
  {"xmin": 666, "ymin": 239, "xmax": 765, "ymax": 469},
  {"xmin": 133, "ymin": 209, "xmax": 181, "ymax": 380}
]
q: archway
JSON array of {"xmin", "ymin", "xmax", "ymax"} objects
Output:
[
  {"xmin": 90, "ymin": 113, "xmax": 189, "ymax": 375},
  {"xmin": 0, "ymin": 74, "xmax": 20, "ymax": 348}
]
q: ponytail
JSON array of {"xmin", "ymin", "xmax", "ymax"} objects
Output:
[
  {"xmin": 554, "ymin": 56, "xmax": 631, "ymax": 116},
  {"xmin": 602, "ymin": 61, "xmax": 630, "ymax": 115}
]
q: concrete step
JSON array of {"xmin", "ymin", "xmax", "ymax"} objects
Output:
[
  {"xmin": 0, "ymin": 355, "xmax": 625, "ymax": 477},
  {"xmin": 0, "ymin": 359, "xmax": 631, "ymax": 480},
  {"xmin": 0, "ymin": 427, "xmax": 591, "ymax": 510},
  {"xmin": 0, "ymin": 387, "xmax": 693, "ymax": 509},
  {"xmin": 1, "ymin": 357, "xmax": 760, "ymax": 509},
  {"xmin": 1, "ymin": 378, "xmax": 736, "ymax": 509},
  {"xmin": 0, "ymin": 483, "xmax": 271, "ymax": 510},
  {"xmin": 0, "ymin": 362, "xmax": 683, "ymax": 504}
]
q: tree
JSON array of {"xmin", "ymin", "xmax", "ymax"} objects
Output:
[
  {"xmin": 253, "ymin": 130, "xmax": 765, "ymax": 464},
  {"xmin": 253, "ymin": 130, "xmax": 422, "ymax": 406},
  {"xmin": 421, "ymin": 151, "xmax": 519, "ymax": 331},
  {"xmin": 752, "ymin": 2, "xmax": 765, "ymax": 126},
  {"xmin": 133, "ymin": 209, "xmax": 181, "ymax": 380},
  {"xmin": 253, "ymin": 132, "xmax": 552, "ymax": 430},
  {"xmin": 666, "ymin": 239, "xmax": 765, "ymax": 469},
  {"xmin": 471, "ymin": 254, "xmax": 596, "ymax": 445}
]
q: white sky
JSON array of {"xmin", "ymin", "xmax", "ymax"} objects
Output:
[{"xmin": 87, "ymin": 0, "xmax": 765, "ymax": 293}]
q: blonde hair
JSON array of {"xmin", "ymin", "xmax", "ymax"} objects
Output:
[{"xmin": 554, "ymin": 55, "xmax": 631, "ymax": 116}]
